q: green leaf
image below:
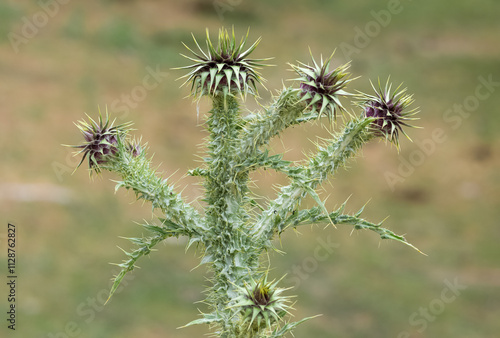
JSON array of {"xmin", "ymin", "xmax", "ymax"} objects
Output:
[
  {"xmin": 178, "ymin": 313, "xmax": 220, "ymax": 328},
  {"xmin": 302, "ymin": 184, "xmax": 334, "ymax": 227}
]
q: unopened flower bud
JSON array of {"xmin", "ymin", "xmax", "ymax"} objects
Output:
[
  {"xmin": 71, "ymin": 113, "xmax": 132, "ymax": 173},
  {"xmin": 177, "ymin": 27, "xmax": 271, "ymax": 100},
  {"xmin": 358, "ymin": 79, "xmax": 419, "ymax": 148},
  {"xmin": 290, "ymin": 51, "xmax": 353, "ymax": 120}
]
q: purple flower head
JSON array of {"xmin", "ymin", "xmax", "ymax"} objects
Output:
[
  {"xmin": 291, "ymin": 51, "xmax": 354, "ymax": 120},
  {"xmin": 177, "ymin": 27, "xmax": 271, "ymax": 100},
  {"xmin": 358, "ymin": 78, "xmax": 419, "ymax": 148},
  {"xmin": 71, "ymin": 111, "xmax": 132, "ymax": 173},
  {"xmin": 127, "ymin": 141, "xmax": 141, "ymax": 158}
]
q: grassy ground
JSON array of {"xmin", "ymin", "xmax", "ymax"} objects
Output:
[{"xmin": 0, "ymin": 0, "xmax": 499, "ymax": 337}]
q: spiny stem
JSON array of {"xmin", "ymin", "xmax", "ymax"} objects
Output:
[
  {"xmin": 113, "ymin": 141, "xmax": 204, "ymax": 234},
  {"xmin": 251, "ymin": 118, "xmax": 373, "ymax": 241}
]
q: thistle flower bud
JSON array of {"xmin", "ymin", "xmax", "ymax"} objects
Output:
[
  {"xmin": 290, "ymin": 50, "xmax": 353, "ymax": 120},
  {"xmin": 127, "ymin": 141, "xmax": 141, "ymax": 158},
  {"xmin": 177, "ymin": 27, "xmax": 271, "ymax": 100},
  {"xmin": 71, "ymin": 112, "xmax": 132, "ymax": 173},
  {"xmin": 231, "ymin": 275, "xmax": 291, "ymax": 331},
  {"xmin": 357, "ymin": 78, "xmax": 419, "ymax": 148}
]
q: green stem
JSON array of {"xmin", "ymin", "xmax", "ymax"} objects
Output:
[
  {"xmin": 238, "ymin": 88, "xmax": 304, "ymax": 162},
  {"xmin": 251, "ymin": 118, "xmax": 373, "ymax": 242},
  {"xmin": 280, "ymin": 203, "xmax": 424, "ymax": 253},
  {"xmin": 203, "ymin": 94, "xmax": 260, "ymax": 333},
  {"xmin": 112, "ymin": 143, "xmax": 204, "ymax": 235}
]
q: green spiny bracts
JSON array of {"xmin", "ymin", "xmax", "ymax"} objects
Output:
[
  {"xmin": 70, "ymin": 111, "xmax": 133, "ymax": 173},
  {"xmin": 177, "ymin": 27, "xmax": 271, "ymax": 100},
  {"xmin": 357, "ymin": 78, "xmax": 419, "ymax": 149},
  {"xmin": 69, "ymin": 28, "xmax": 423, "ymax": 338},
  {"xmin": 230, "ymin": 275, "xmax": 292, "ymax": 335},
  {"xmin": 290, "ymin": 50, "xmax": 353, "ymax": 120}
]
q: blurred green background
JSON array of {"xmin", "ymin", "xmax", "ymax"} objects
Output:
[{"xmin": 0, "ymin": 0, "xmax": 499, "ymax": 337}]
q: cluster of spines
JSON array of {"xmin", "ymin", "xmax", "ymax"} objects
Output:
[
  {"xmin": 70, "ymin": 110, "xmax": 133, "ymax": 174},
  {"xmin": 177, "ymin": 27, "xmax": 270, "ymax": 100},
  {"xmin": 230, "ymin": 275, "xmax": 292, "ymax": 334},
  {"xmin": 356, "ymin": 78, "xmax": 419, "ymax": 149},
  {"xmin": 290, "ymin": 51, "xmax": 354, "ymax": 120}
]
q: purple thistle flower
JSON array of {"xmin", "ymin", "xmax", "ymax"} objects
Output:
[
  {"xmin": 127, "ymin": 141, "xmax": 141, "ymax": 158},
  {"xmin": 70, "ymin": 112, "xmax": 132, "ymax": 173},
  {"xmin": 176, "ymin": 27, "xmax": 271, "ymax": 100},
  {"xmin": 358, "ymin": 78, "xmax": 419, "ymax": 149},
  {"xmin": 290, "ymin": 50, "xmax": 354, "ymax": 120}
]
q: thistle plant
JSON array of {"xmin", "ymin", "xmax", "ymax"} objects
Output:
[{"xmin": 69, "ymin": 28, "xmax": 422, "ymax": 337}]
